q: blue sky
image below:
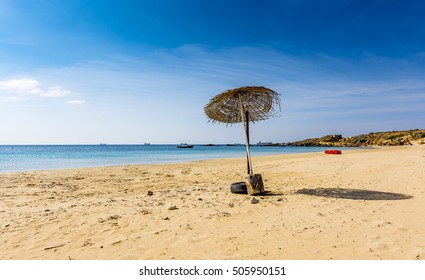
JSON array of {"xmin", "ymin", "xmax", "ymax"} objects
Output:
[{"xmin": 1, "ymin": 0, "xmax": 424, "ymax": 144}]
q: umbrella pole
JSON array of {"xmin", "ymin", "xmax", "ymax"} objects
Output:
[
  {"xmin": 238, "ymin": 94, "xmax": 253, "ymax": 175},
  {"xmin": 245, "ymin": 111, "xmax": 253, "ymax": 175}
]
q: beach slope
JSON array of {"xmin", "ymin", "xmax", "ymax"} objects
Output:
[{"xmin": 1, "ymin": 145, "xmax": 424, "ymax": 260}]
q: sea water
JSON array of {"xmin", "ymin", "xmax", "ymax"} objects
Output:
[{"xmin": 0, "ymin": 144, "xmax": 356, "ymax": 173}]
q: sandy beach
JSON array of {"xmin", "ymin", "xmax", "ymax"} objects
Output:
[{"xmin": 1, "ymin": 145, "xmax": 424, "ymax": 260}]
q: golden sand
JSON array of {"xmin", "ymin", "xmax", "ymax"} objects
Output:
[{"xmin": 1, "ymin": 145, "xmax": 424, "ymax": 260}]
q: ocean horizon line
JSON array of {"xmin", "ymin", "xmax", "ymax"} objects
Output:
[
  {"xmin": 0, "ymin": 144, "xmax": 358, "ymax": 173},
  {"xmin": 0, "ymin": 143, "xmax": 280, "ymax": 146}
]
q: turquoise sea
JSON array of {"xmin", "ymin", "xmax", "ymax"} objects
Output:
[{"xmin": 0, "ymin": 144, "xmax": 356, "ymax": 173}]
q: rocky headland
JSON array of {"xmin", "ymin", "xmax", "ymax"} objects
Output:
[{"xmin": 288, "ymin": 129, "xmax": 425, "ymax": 147}]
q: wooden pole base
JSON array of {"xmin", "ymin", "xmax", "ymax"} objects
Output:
[{"xmin": 246, "ymin": 174, "xmax": 265, "ymax": 195}]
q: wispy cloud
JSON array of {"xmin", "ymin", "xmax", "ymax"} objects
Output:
[
  {"xmin": 3, "ymin": 45, "xmax": 424, "ymax": 143},
  {"xmin": 41, "ymin": 85, "xmax": 70, "ymax": 97},
  {"xmin": 0, "ymin": 78, "xmax": 71, "ymax": 102},
  {"xmin": 66, "ymin": 99, "xmax": 86, "ymax": 105},
  {"xmin": 1, "ymin": 36, "xmax": 34, "ymax": 46},
  {"xmin": 34, "ymin": 45, "xmax": 425, "ymax": 118}
]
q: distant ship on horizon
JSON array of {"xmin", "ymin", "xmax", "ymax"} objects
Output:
[
  {"xmin": 256, "ymin": 142, "xmax": 272, "ymax": 146},
  {"xmin": 177, "ymin": 143, "xmax": 194, "ymax": 148}
]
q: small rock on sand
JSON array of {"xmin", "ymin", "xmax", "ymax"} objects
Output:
[
  {"xmin": 250, "ymin": 197, "xmax": 259, "ymax": 204},
  {"xmin": 147, "ymin": 191, "xmax": 154, "ymax": 196},
  {"xmin": 167, "ymin": 203, "xmax": 177, "ymax": 210}
]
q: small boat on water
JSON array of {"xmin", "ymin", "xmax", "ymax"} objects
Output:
[
  {"xmin": 177, "ymin": 143, "xmax": 194, "ymax": 148},
  {"xmin": 257, "ymin": 141, "xmax": 273, "ymax": 146}
]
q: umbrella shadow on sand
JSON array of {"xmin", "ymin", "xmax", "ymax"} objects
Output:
[{"xmin": 295, "ymin": 187, "xmax": 413, "ymax": 200}]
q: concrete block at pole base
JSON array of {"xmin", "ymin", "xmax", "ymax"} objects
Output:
[{"xmin": 246, "ymin": 174, "xmax": 265, "ymax": 195}]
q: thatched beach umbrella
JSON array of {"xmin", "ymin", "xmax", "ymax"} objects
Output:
[{"xmin": 204, "ymin": 86, "xmax": 281, "ymax": 194}]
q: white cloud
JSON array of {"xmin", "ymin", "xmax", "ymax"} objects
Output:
[
  {"xmin": 66, "ymin": 100, "xmax": 86, "ymax": 105},
  {"xmin": 0, "ymin": 96, "xmax": 25, "ymax": 103},
  {"xmin": 0, "ymin": 78, "xmax": 42, "ymax": 94},
  {"xmin": 0, "ymin": 78, "xmax": 71, "ymax": 101},
  {"xmin": 41, "ymin": 85, "xmax": 70, "ymax": 97}
]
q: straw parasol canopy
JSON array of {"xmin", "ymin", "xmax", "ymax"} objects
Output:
[
  {"xmin": 204, "ymin": 86, "xmax": 281, "ymax": 177},
  {"xmin": 204, "ymin": 86, "xmax": 281, "ymax": 125}
]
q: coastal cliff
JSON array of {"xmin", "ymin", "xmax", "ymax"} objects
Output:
[{"xmin": 288, "ymin": 129, "xmax": 425, "ymax": 147}]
